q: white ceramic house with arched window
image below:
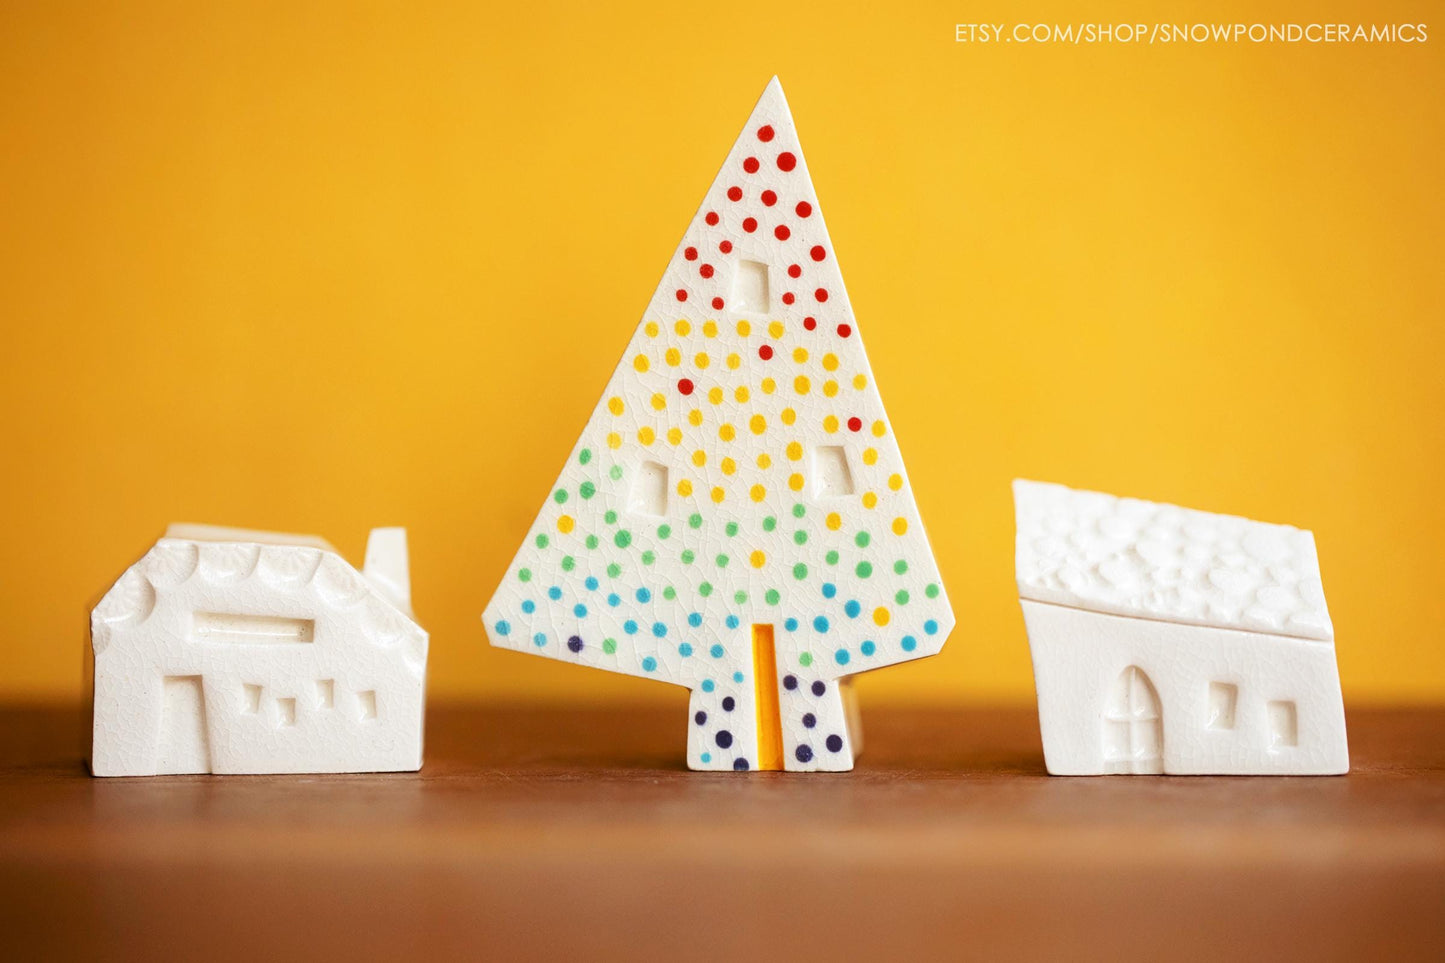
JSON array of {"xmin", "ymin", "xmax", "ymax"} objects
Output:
[{"xmin": 1013, "ymin": 480, "xmax": 1348, "ymax": 775}]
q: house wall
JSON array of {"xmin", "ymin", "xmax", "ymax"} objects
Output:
[{"xmin": 1020, "ymin": 600, "xmax": 1348, "ymax": 775}]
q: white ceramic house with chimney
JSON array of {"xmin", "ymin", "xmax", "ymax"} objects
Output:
[
  {"xmin": 1013, "ymin": 480, "xmax": 1348, "ymax": 776},
  {"xmin": 90, "ymin": 524, "xmax": 427, "ymax": 776}
]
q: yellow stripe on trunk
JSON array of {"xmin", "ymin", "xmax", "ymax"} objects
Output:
[{"xmin": 752, "ymin": 624, "xmax": 784, "ymax": 771}]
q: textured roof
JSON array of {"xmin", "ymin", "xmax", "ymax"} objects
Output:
[{"xmin": 1013, "ymin": 480, "xmax": 1332, "ymax": 641}]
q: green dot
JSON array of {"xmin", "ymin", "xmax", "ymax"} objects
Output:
[
  {"xmin": 579, "ymin": 481, "xmax": 596, "ymax": 499},
  {"xmin": 825, "ymin": 550, "xmax": 839, "ymax": 565},
  {"xmin": 585, "ymin": 534, "xmax": 599, "ymax": 550},
  {"xmin": 894, "ymin": 559, "xmax": 909, "ymax": 575},
  {"xmin": 553, "ymin": 489, "xmax": 568, "ymax": 504},
  {"xmin": 792, "ymin": 503, "xmax": 805, "ymax": 518},
  {"xmin": 763, "ymin": 516, "xmax": 777, "ymax": 532},
  {"xmin": 614, "ymin": 530, "xmax": 631, "ymax": 549},
  {"xmin": 657, "ymin": 524, "xmax": 672, "ymax": 540},
  {"xmin": 699, "ymin": 581, "xmax": 713, "ymax": 597},
  {"xmin": 799, "ymin": 652, "xmax": 813, "ymax": 667},
  {"xmin": 725, "ymin": 521, "xmax": 739, "ymax": 537},
  {"xmin": 641, "ymin": 550, "xmax": 655, "ymax": 565},
  {"xmin": 518, "ymin": 568, "xmax": 532, "ymax": 582},
  {"xmin": 925, "ymin": 583, "xmax": 940, "ymax": 599},
  {"xmin": 855, "ymin": 531, "xmax": 871, "ymax": 548},
  {"xmin": 535, "ymin": 534, "xmax": 549, "ymax": 550},
  {"xmin": 607, "ymin": 563, "xmax": 621, "ymax": 578},
  {"xmin": 856, "ymin": 561, "xmax": 872, "ymax": 578},
  {"xmin": 895, "ymin": 589, "xmax": 910, "ymax": 605},
  {"xmin": 579, "ymin": 449, "xmax": 592, "ymax": 466},
  {"xmin": 604, "ymin": 510, "xmax": 618, "ymax": 525},
  {"xmin": 733, "ymin": 590, "xmax": 747, "ymax": 604},
  {"xmin": 765, "ymin": 589, "xmax": 780, "ymax": 605},
  {"xmin": 608, "ymin": 465, "xmax": 623, "ymax": 481},
  {"xmin": 792, "ymin": 563, "xmax": 808, "ymax": 580},
  {"xmin": 688, "ymin": 513, "xmax": 703, "ymax": 529},
  {"xmin": 602, "ymin": 637, "xmax": 616, "ymax": 654},
  {"xmin": 793, "ymin": 530, "xmax": 807, "ymax": 546},
  {"xmin": 662, "ymin": 586, "xmax": 676, "ymax": 600},
  {"xmin": 716, "ymin": 554, "xmax": 729, "ymax": 568},
  {"xmin": 682, "ymin": 549, "xmax": 695, "ymax": 564},
  {"xmin": 561, "ymin": 555, "xmax": 576, "ymax": 572}
]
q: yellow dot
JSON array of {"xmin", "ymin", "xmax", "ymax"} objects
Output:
[
  {"xmin": 645, "ymin": 321, "xmax": 660, "ymax": 338},
  {"xmin": 823, "ymin": 415, "xmax": 839, "ymax": 433},
  {"xmin": 853, "ymin": 374, "xmax": 867, "ymax": 390},
  {"xmin": 749, "ymin": 414, "xmax": 766, "ymax": 435},
  {"xmin": 708, "ymin": 387, "xmax": 723, "ymax": 405},
  {"xmin": 638, "ymin": 426, "xmax": 655, "ymax": 445},
  {"xmin": 675, "ymin": 319, "xmax": 691, "ymax": 336},
  {"xmin": 862, "ymin": 492, "xmax": 878, "ymax": 509},
  {"xmin": 651, "ymin": 393, "xmax": 666, "ymax": 411},
  {"xmin": 607, "ymin": 432, "xmax": 621, "ymax": 450},
  {"xmin": 888, "ymin": 473, "xmax": 903, "ymax": 491},
  {"xmin": 721, "ymin": 457, "xmax": 737, "ymax": 475},
  {"xmin": 792, "ymin": 347, "xmax": 809, "ymax": 363},
  {"xmin": 665, "ymin": 347, "xmax": 681, "ymax": 367},
  {"xmin": 734, "ymin": 385, "xmax": 750, "ymax": 403},
  {"xmin": 761, "ymin": 378, "xmax": 776, "ymax": 394},
  {"xmin": 607, "ymin": 396, "xmax": 624, "ymax": 416},
  {"xmin": 822, "ymin": 353, "xmax": 839, "ymax": 372},
  {"xmin": 695, "ymin": 352, "xmax": 710, "ymax": 369},
  {"xmin": 872, "ymin": 420, "xmax": 886, "ymax": 437},
  {"xmin": 737, "ymin": 320, "xmax": 751, "ymax": 337},
  {"xmin": 892, "ymin": 517, "xmax": 909, "ymax": 535},
  {"xmin": 703, "ymin": 320, "xmax": 718, "ymax": 338},
  {"xmin": 666, "ymin": 427, "xmax": 682, "ymax": 445},
  {"xmin": 768, "ymin": 321, "xmax": 784, "ymax": 338},
  {"xmin": 749, "ymin": 550, "xmax": 766, "ymax": 568},
  {"xmin": 789, "ymin": 473, "xmax": 805, "ymax": 491},
  {"xmin": 786, "ymin": 441, "xmax": 803, "ymax": 461},
  {"xmin": 557, "ymin": 515, "xmax": 574, "ymax": 534},
  {"xmin": 781, "ymin": 407, "xmax": 796, "ymax": 426},
  {"xmin": 826, "ymin": 512, "xmax": 842, "ymax": 531},
  {"xmin": 719, "ymin": 423, "xmax": 736, "ymax": 442},
  {"xmin": 749, "ymin": 484, "xmax": 766, "ymax": 503},
  {"xmin": 794, "ymin": 376, "xmax": 811, "ymax": 395},
  {"xmin": 863, "ymin": 447, "xmax": 878, "ymax": 466},
  {"xmin": 726, "ymin": 353, "xmax": 741, "ymax": 370},
  {"xmin": 823, "ymin": 380, "xmax": 839, "ymax": 398},
  {"xmin": 634, "ymin": 354, "xmax": 650, "ymax": 373},
  {"xmin": 692, "ymin": 449, "xmax": 707, "ymax": 467},
  {"xmin": 756, "ymin": 453, "xmax": 772, "ymax": 469},
  {"xmin": 688, "ymin": 408, "xmax": 703, "ymax": 426},
  {"xmin": 873, "ymin": 607, "xmax": 891, "ymax": 627},
  {"xmin": 711, "ymin": 486, "xmax": 726, "ymax": 504},
  {"xmin": 677, "ymin": 479, "xmax": 693, "ymax": 497}
]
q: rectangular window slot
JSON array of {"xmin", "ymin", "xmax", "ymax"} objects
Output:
[
  {"xmin": 277, "ymin": 697, "xmax": 296, "ymax": 727},
  {"xmin": 1268, "ymin": 700, "xmax": 1298, "ymax": 749},
  {"xmin": 628, "ymin": 460, "xmax": 669, "ymax": 517},
  {"xmin": 1207, "ymin": 682, "xmax": 1238, "ymax": 730},
  {"xmin": 193, "ymin": 612, "xmax": 315, "ymax": 645},
  {"xmin": 811, "ymin": 446, "xmax": 855, "ymax": 498},
  {"xmin": 316, "ymin": 679, "xmax": 335, "ymax": 709},
  {"xmin": 242, "ymin": 683, "xmax": 262, "ymax": 714},
  {"xmin": 357, "ymin": 690, "xmax": 378, "ymax": 721},
  {"xmin": 752, "ymin": 625, "xmax": 784, "ymax": 771},
  {"xmin": 731, "ymin": 259, "xmax": 770, "ymax": 314}
]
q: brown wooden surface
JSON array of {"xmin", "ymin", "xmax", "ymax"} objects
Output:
[{"xmin": 1, "ymin": 704, "xmax": 1442, "ymax": 961}]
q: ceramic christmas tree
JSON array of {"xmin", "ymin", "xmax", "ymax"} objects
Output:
[{"xmin": 482, "ymin": 79, "xmax": 954, "ymax": 771}]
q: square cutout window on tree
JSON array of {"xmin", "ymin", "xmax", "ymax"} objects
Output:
[{"xmin": 731, "ymin": 260, "xmax": 769, "ymax": 314}]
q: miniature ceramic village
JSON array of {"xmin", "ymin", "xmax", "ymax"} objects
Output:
[{"xmin": 88, "ymin": 80, "xmax": 1347, "ymax": 778}]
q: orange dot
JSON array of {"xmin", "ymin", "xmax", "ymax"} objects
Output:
[
  {"xmin": 677, "ymin": 479, "xmax": 693, "ymax": 497},
  {"xmin": 749, "ymin": 550, "xmax": 766, "ymax": 568},
  {"xmin": 607, "ymin": 396, "xmax": 624, "ymax": 416},
  {"xmin": 708, "ymin": 387, "xmax": 724, "ymax": 405},
  {"xmin": 734, "ymin": 385, "xmax": 750, "ymax": 403},
  {"xmin": 862, "ymin": 448, "xmax": 878, "ymax": 466},
  {"xmin": 761, "ymin": 378, "xmax": 776, "ymax": 394},
  {"xmin": 749, "ymin": 484, "xmax": 766, "ymax": 502},
  {"xmin": 692, "ymin": 449, "xmax": 707, "ymax": 467},
  {"xmin": 786, "ymin": 441, "xmax": 803, "ymax": 461},
  {"xmin": 737, "ymin": 320, "xmax": 751, "ymax": 337},
  {"xmin": 650, "ymin": 393, "xmax": 666, "ymax": 410},
  {"xmin": 892, "ymin": 516, "xmax": 909, "ymax": 535},
  {"xmin": 768, "ymin": 321, "xmax": 784, "ymax": 338},
  {"xmin": 637, "ymin": 426, "xmax": 655, "ymax": 445},
  {"xmin": 665, "ymin": 348, "xmax": 681, "ymax": 366},
  {"xmin": 781, "ymin": 407, "xmax": 796, "ymax": 425},
  {"xmin": 702, "ymin": 320, "xmax": 718, "ymax": 338},
  {"xmin": 644, "ymin": 321, "xmax": 660, "ymax": 338},
  {"xmin": 688, "ymin": 408, "xmax": 703, "ymax": 427},
  {"xmin": 794, "ymin": 376, "xmax": 811, "ymax": 395},
  {"xmin": 862, "ymin": 492, "xmax": 878, "ymax": 509},
  {"xmin": 634, "ymin": 354, "xmax": 650, "ymax": 373},
  {"xmin": 789, "ymin": 472, "xmax": 805, "ymax": 491},
  {"xmin": 666, "ymin": 427, "xmax": 683, "ymax": 445},
  {"xmin": 756, "ymin": 453, "xmax": 772, "ymax": 469},
  {"xmin": 719, "ymin": 423, "xmax": 736, "ymax": 442},
  {"xmin": 695, "ymin": 352, "xmax": 710, "ymax": 369},
  {"xmin": 726, "ymin": 353, "xmax": 742, "ymax": 370},
  {"xmin": 823, "ymin": 415, "xmax": 839, "ymax": 433},
  {"xmin": 721, "ymin": 457, "xmax": 737, "ymax": 475},
  {"xmin": 711, "ymin": 486, "xmax": 726, "ymax": 504},
  {"xmin": 749, "ymin": 414, "xmax": 766, "ymax": 435},
  {"xmin": 558, "ymin": 515, "xmax": 575, "ymax": 534},
  {"xmin": 823, "ymin": 380, "xmax": 839, "ymax": 398},
  {"xmin": 675, "ymin": 319, "xmax": 691, "ymax": 336},
  {"xmin": 822, "ymin": 353, "xmax": 839, "ymax": 372},
  {"xmin": 888, "ymin": 473, "xmax": 903, "ymax": 491},
  {"xmin": 853, "ymin": 374, "xmax": 867, "ymax": 390},
  {"xmin": 872, "ymin": 607, "xmax": 890, "ymax": 627},
  {"xmin": 792, "ymin": 347, "xmax": 809, "ymax": 363},
  {"xmin": 872, "ymin": 420, "xmax": 886, "ymax": 437},
  {"xmin": 826, "ymin": 512, "xmax": 842, "ymax": 531}
]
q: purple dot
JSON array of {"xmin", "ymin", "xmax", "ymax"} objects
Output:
[
  {"xmin": 733, "ymin": 758, "xmax": 750, "ymax": 771},
  {"xmin": 795, "ymin": 744, "xmax": 814, "ymax": 763},
  {"xmin": 826, "ymin": 734, "xmax": 843, "ymax": 752},
  {"xmin": 722, "ymin": 696, "xmax": 735, "ymax": 711},
  {"xmin": 716, "ymin": 730, "xmax": 734, "ymax": 748},
  {"xmin": 783, "ymin": 675, "xmax": 798, "ymax": 691},
  {"xmin": 811, "ymin": 681, "xmax": 826, "ymax": 696},
  {"xmin": 802, "ymin": 713, "xmax": 816, "ymax": 728},
  {"xmin": 695, "ymin": 711, "xmax": 707, "ymax": 725},
  {"xmin": 567, "ymin": 635, "xmax": 583, "ymax": 653}
]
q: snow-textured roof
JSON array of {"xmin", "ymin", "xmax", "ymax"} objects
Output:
[{"xmin": 1013, "ymin": 480, "xmax": 1332, "ymax": 642}]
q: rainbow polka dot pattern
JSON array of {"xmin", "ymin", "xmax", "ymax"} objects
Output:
[{"xmin": 482, "ymin": 78, "xmax": 954, "ymax": 771}]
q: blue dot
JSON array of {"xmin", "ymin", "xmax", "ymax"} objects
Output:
[
  {"xmin": 624, "ymin": 620, "xmax": 639, "ymax": 635},
  {"xmin": 521, "ymin": 600, "xmax": 536, "ymax": 614},
  {"xmin": 710, "ymin": 644, "xmax": 725, "ymax": 658},
  {"xmin": 679, "ymin": 643, "xmax": 693, "ymax": 657},
  {"xmin": 925, "ymin": 620, "xmax": 939, "ymax": 635},
  {"xmin": 822, "ymin": 582, "xmax": 837, "ymax": 599},
  {"xmin": 585, "ymin": 576, "xmax": 599, "ymax": 591},
  {"xmin": 532, "ymin": 633, "xmax": 546, "ymax": 647},
  {"xmin": 835, "ymin": 649, "xmax": 851, "ymax": 665},
  {"xmin": 642, "ymin": 657, "xmax": 657, "ymax": 672},
  {"xmin": 902, "ymin": 635, "xmax": 918, "ymax": 651},
  {"xmin": 495, "ymin": 620, "xmax": 511, "ymax": 636},
  {"xmin": 636, "ymin": 587, "xmax": 652, "ymax": 603},
  {"xmin": 688, "ymin": 612, "xmax": 703, "ymax": 628},
  {"xmin": 784, "ymin": 617, "xmax": 799, "ymax": 631},
  {"xmin": 567, "ymin": 635, "xmax": 583, "ymax": 653},
  {"xmin": 572, "ymin": 604, "xmax": 587, "ymax": 618},
  {"xmin": 702, "ymin": 679, "xmax": 716, "ymax": 693},
  {"xmin": 844, "ymin": 600, "xmax": 862, "ymax": 618},
  {"xmin": 733, "ymin": 671, "xmax": 745, "ymax": 683},
  {"xmin": 547, "ymin": 586, "xmax": 562, "ymax": 601},
  {"xmin": 651, "ymin": 622, "xmax": 667, "ymax": 638},
  {"xmin": 701, "ymin": 752, "xmax": 712, "ymax": 763},
  {"xmin": 607, "ymin": 593, "xmax": 621, "ymax": 607},
  {"xmin": 813, "ymin": 616, "xmax": 829, "ymax": 633},
  {"xmin": 725, "ymin": 614, "xmax": 740, "ymax": 630},
  {"xmin": 861, "ymin": 640, "xmax": 876, "ymax": 656}
]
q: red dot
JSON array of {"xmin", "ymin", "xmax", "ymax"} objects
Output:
[
  {"xmin": 676, "ymin": 289, "xmax": 688, "ymax": 302},
  {"xmin": 757, "ymin": 125, "xmax": 775, "ymax": 142},
  {"xmin": 743, "ymin": 217, "xmax": 757, "ymax": 233},
  {"xmin": 814, "ymin": 288, "xmax": 828, "ymax": 302},
  {"xmin": 837, "ymin": 324, "xmax": 852, "ymax": 338},
  {"xmin": 719, "ymin": 240, "xmax": 733, "ymax": 254},
  {"xmin": 796, "ymin": 201, "xmax": 812, "ymax": 217},
  {"xmin": 712, "ymin": 297, "xmax": 724, "ymax": 310},
  {"xmin": 684, "ymin": 247, "xmax": 698, "ymax": 261},
  {"xmin": 700, "ymin": 264, "xmax": 714, "ymax": 279},
  {"xmin": 803, "ymin": 316, "xmax": 817, "ymax": 331},
  {"xmin": 847, "ymin": 417, "xmax": 862, "ymax": 432},
  {"xmin": 810, "ymin": 245, "xmax": 826, "ymax": 262},
  {"xmin": 758, "ymin": 344, "xmax": 774, "ymax": 360},
  {"xmin": 761, "ymin": 190, "xmax": 777, "ymax": 207},
  {"xmin": 774, "ymin": 224, "xmax": 791, "ymax": 241},
  {"xmin": 782, "ymin": 292, "xmax": 795, "ymax": 305},
  {"xmin": 705, "ymin": 212, "xmax": 719, "ymax": 226},
  {"xmin": 743, "ymin": 157, "xmax": 760, "ymax": 174},
  {"xmin": 727, "ymin": 186, "xmax": 743, "ymax": 202},
  {"xmin": 777, "ymin": 152, "xmax": 797, "ymax": 172},
  {"xmin": 678, "ymin": 379, "xmax": 694, "ymax": 396},
  {"xmin": 787, "ymin": 264, "xmax": 802, "ymax": 279}
]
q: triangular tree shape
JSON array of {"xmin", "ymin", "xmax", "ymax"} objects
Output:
[{"xmin": 483, "ymin": 78, "xmax": 954, "ymax": 771}]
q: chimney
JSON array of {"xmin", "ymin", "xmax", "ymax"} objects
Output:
[{"xmin": 363, "ymin": 527, "xmax": 411, "ymax": 613}]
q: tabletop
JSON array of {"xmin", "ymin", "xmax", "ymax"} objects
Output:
[{"xmin": 1, "ymin": 703, "xmax": 1442, "ymax": 961}]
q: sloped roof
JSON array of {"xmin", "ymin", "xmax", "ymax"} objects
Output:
[{"xmin": 1013, "ymin": 480, "xmax": 1332, "ymax": 642}]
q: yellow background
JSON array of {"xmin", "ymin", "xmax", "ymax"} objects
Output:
[{"xmin": 2, "ymin": 1, "xmax": 1441, "ymax": 705}]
